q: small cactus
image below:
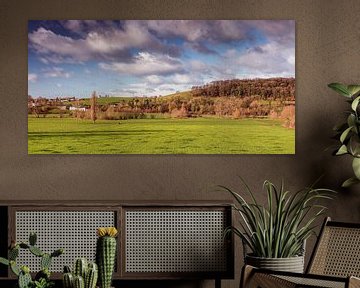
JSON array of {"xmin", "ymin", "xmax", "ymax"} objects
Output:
[
  {"xmin": 19, "ymin": 243, "xmax": 29, "ymax": 249},
  {"xmin": 41, "ymin": 253, "xmax": 52, "ymax": 270},
  {"xmin": 96, "ymin": 227, "xmax": 118, "ymax": 288},
  {"xmin": 74, "ymin": 275, "xmax": 85, "ymax": 288},
  {"xmin": 21, "ymin": 265, "xmax": 30, "ymax": 274},
  {"xmin": 9, "ymin": 246, "xmax": 19, "ymax": 260},
  {"xmin": 74, "ymin": 258, "xmax": 88, "ymax": 279},
  {"xmin": 63, "ymin": 265, "xmax": 72, "ymax": 273},
  {"xmin": 29, "ymin": 245, "xmax": 44, "ymax": 257},
  {"xmin": 51, "ymin": 248, "xmax": 64, "ymax": 257},
  {"xmin": 10, "ymin": 260, "xmax": 20, "ymax": 276},
  {"xmin": 0, "ymin": 232, "xmax": 63, "ymax": 288},
  {"xmin": 35, "ymin": 268, "xmax": 50, "ymax": 281},
  {"xmin": 18, "ymin": 269, "xmax": 32, "ymax": 288},
  {"xmin": 85, "ymin": 263, "xmax": 98, "ymax": 288},
  {"xmin": 29, "ymin": 232, "xmax": 37, "ymax": 246},
  {"xmin": 63, "ymin": 272, "xmax": 74, "ymax": 288},
  {"xmin": 63, "ymin": 259, "xmax": 98, "ymax": 288}
]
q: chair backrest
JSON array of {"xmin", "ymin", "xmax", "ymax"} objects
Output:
[{"xmin": 307, "ymin": 217, "xmax": 360, "ymax": 277}]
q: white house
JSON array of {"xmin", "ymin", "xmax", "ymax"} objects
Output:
[{"xmin": 69, "ymin": 106, "xmax": 86, "ymax": 111}]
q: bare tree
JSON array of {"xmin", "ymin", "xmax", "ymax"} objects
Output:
[{"xmin": 90, "ymin": 91, "xmax": 97, "ymax": 123}]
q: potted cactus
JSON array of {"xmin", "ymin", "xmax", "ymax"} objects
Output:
[
  {"xmin": 62, "ymin": 258, "xmax": 98, "ymax": 288},
  {"xmin": 0, "ymin": 232, "xmax": 64, "ymax": 288},
  {"xmin": 96, "ymin": 227, "xmax": 118, "ymax": 288}
]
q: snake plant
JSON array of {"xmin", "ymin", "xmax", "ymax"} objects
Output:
[{"xmin": 222, "ymin": 179, "xmax": 334, "ymax": 258}]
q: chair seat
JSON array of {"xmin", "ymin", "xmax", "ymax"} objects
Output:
[
  {"xmin": 242, "ymin": 265, "xmax": 360, "ymax": 288},
  {"xmin": 277, "ymin": 275, "xmax": 346, "ymax": 288},
  {"xmin": 241, "ymin": 218, "xmax": 360, "ymax": 288}
]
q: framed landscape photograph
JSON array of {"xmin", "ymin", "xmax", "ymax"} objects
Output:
[{"xmin": 28, "ymin": 20, "xmax": 295, "ymax": 154}]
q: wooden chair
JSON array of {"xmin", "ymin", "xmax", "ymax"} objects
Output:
[{"xmin": 241, "ymin": 217, "xmax": 360, "ymax": 288}]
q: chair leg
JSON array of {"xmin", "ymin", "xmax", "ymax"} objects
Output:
[{"xmin": 240, "ymin": 265, "xmax": 255, "ymax": 288}]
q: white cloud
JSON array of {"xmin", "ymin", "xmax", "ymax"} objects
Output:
[
  {"xmin": 43, "ymin": 67, "xmax": 71, "ymax": 78},
  {"xmin": 189, "ymin": 60, "xmax": 208, "ymax": 71},
  {"xmin": 28, "ymin": 73, "xmax": 38, "ymax": 82},
  {"xmin": 172, "ymin": 74, "xmax": 192, "ymax": 84},
  {"xmin": 62, "ymin": 20, "xmax": 84, "ymax": 33},
  {"xmin": 220, "ymin": 41, "xmax": 295, "ymax": 78},
  {"xmin": 29, "ymin": 28, "xmax": 89, "ymax": 62},
  {"xmin": 146, "ymin": 75, "xmax": 163, "ymax": 84},
  {"xmin": 146, "ymin": 20, "xmax": 248, "ymax": 43},
  {"xmin": 238, "ymin": 42, "xmax": 294, "ymax": 75},
  {"xmin": 87, "ymin": 21, "xmax": 153, "ymax": 54},
  {"xmin": 28, "ymin": 21, "xmax": 295, "ymax": 98},
  {"xmin": 99, "ymin": 52, "xmax": 183, "ymax": 76},
  {"xmin": 28, "ymin": 22, "xmax": 159, "ymax": 63}
]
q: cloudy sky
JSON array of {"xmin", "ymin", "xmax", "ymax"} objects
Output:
[{"xmin": 28, "ymin": 20, "xmax": 295, "ymax": 98}]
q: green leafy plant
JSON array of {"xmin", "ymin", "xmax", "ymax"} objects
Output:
[
  {"xmin": 328, "ymin": 83, "xmax": 360, "ymax": 187},
  {"xmin": 221, "ymin": 179, "xmax": 334, "ymax": 258},
  {"xmin": 0, "ymin": 232, "xmax": 63, "ymax": 288}
]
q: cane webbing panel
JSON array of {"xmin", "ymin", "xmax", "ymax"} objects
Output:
[
  {"xmin": 249, "ymin": 273, "xmax": 297, "ymax": 288},
  {"xmin": 309, "ymin": 226, "xmax": 360, "ymax": 277},
  {"xmin": 277, "ymin": 275, "xmax": 345, "ymax": 288},
  {"xmin": 125, "ymin": 210, "xmax": 227, "ymax": 273},
  {"xmin": 15, "ymin": 211, "xmax": 115, "ymax": 272}
]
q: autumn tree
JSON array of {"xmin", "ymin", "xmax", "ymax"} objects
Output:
[{"xmin": 90, "ymin": 91, "xmax": 97, "ymax": 123}]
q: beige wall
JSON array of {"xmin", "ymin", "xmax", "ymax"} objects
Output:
[{"xmin": 1, "ymin": 0, "xmax": 360, "ymax": 287}]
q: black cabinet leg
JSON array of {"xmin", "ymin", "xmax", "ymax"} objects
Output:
[{"xmin": 215, "ymin": 278, "xmax": 221, "ymax": 288}]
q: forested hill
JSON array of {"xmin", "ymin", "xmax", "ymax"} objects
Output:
[{"xmin": 191, "ymin": 77, "xmax": 295, "ymax": 100}]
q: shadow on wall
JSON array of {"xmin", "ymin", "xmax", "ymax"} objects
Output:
[
  {"xmin": 297, "ymin": 107, "xmax": 360, "ymax": 267},
  {"xmin": 305, "ymin": 109, "xmax": 360, "ymax": 217}
]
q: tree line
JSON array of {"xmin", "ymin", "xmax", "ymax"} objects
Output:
[
  {"xmin": 191, "ymin": 77, "xmax": 295, "ymax": 100},
  {"xmin": 28, "ymin": 78, "xmax": 295, "ymax": 128}
]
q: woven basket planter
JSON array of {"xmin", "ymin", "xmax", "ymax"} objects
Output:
[{"xmin": 245, "ymin": 254, "xmax": 305, "ymax": 273}]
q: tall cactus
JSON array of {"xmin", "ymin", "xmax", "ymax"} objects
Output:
[{"xmin": 96, "ymin": 227, "xmax": 118, "ymax": 288}]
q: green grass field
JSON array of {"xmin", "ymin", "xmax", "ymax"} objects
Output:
[{"xmin": 28, "ymin": 117, "xmax": 295, "ymax": 154}]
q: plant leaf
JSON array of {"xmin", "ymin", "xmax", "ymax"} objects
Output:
[
  {"xmin": 348, "ymin": 135, "xmax": 360, "ymax": 157},
  {"xmin": 222, "ymin": 179, "xmax": 335, "ymax": 258},
  {"xmin": 352, "ymin": 96, "xmax": 360, "ymax": 111},
  {"xmin": 348, "ymin": 114, "xmax": 356, "ymax": 127},
  {"xmin": 352, "ymin": 157, "xmax": 360, "ymax": 179},
  {"xmin": 347, "ymin": 85, "xmax": 360, "ymax": 97},
  {"xmin": 0, "ymin": 257, "xmax": 9, "ymax": 266},
  {"xmin": 336, "ymin": 144, "xmax": 348, "ymax": 155},
  {"xmin": 342, "ymin": 177, "xmax": 360, "ymax": 188},
  {"xmin": 328, "ymin": 83, "xmax": 351, "ymax": 97},
  {"xmin": 340, "ymin": 126, "xmax": 353, "ymax": 143}
]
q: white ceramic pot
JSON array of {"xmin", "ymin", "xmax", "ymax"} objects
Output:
[{"xmin": 245, "ymin": 254, "xmax": 305, "ymax": 273}]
